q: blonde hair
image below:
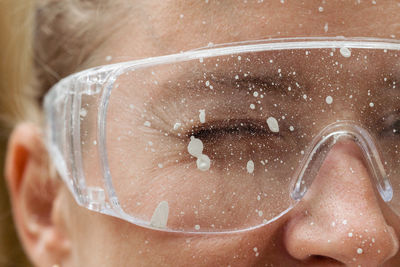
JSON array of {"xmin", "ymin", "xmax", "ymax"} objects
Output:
[
  {"xmin": 0, "ymin": 0, "xmax": 35, "ymax": 266},
  {"xmin": 1, "ymin": 1, "xmax": 127, "ymax": 265}
]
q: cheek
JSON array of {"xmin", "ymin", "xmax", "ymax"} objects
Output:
[{"xmin": 65, "ymin": 189, "xmax": 284, "ymax": 266}]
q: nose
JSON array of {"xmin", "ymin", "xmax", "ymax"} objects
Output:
[{"xmin": 284, "ymin": 140, "xmax": 399, "ymax": 266}]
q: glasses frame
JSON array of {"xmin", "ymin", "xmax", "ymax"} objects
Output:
[{"xmin": 44, "ymin": 37, "xmax": 400, "ymax": 234}]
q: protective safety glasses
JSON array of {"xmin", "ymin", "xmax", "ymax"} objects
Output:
[{"xmin": 44, "ymin": 37, "xmax": 400, "ymax": 233}]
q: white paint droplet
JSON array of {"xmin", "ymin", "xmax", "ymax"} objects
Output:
[
  {"xmin": 348, "ymin": 232, "xmax": 353, "ymax": 237},
  {"xmin": 253, "ymin": 91, "xmax": 259, "ymax": 97},
  {"xmin": 289, "ymin": 126, "xmax": 295, "ymax": 131},
  {"xmin": 318, "ymin": 6, "xmax": 324, "ymax": 12},
  {"xmin": 258, "ymin": 210, "xmax": 263, "ymax": 217},
  {"xmin": 129, "ymin": 104, "xmax": 135, "ymax": 109},
  {"xmin": 196, "ymin": 154, "xmax": 210, "ymax": 171},
  {"xmin": 195, "ymin": 224, "xmax": 200, "ymax": 230},
  {"xmin": 247, "ymin": 160, "xmax": 255, "ymax": 174},
  {"xmin": 340, "ymin": 47, "xmax": 351, "ymax": 58},
  {"xmin": 250, "ymin": 104, "xmax": 256, "ymax": 110},
  {"xmin": 324, "ymin": 22, "xmax": 329, "ymax": 32},
  {"xmin": 80, "ymin": 108, "xmax": 87, "ymax": 117},
  {"xmin": 266, "ymin": 117, "xmax": 279, "ymax": 133},
  {"xmin": 357, "ymin": 248, "xmax": 363, "ymax": 254},
  {"xmin": 326, "ymin": 95, "xmax": 333, "ymax": 104},
  {"xmin": 369, "ymin": 102, "xmax": 374, "ymax": 107},
  {"xmin": 342, "ymin": 219, "xmax": 348, "ymax": 225},
  {"xmin": 199, "ymin": 109, "xmax": 206, "ymax": 123},
  {"xmin": 188, "ymin": 136, "xmax": 204, "ymax": 157},
  {"xmin": 173, "ymin": 122, "xmax": 182, "ymax": 130},
  {"xmin": 105, "ymin": 55, "xmax": 112, "ymax": 62},
  {"xmin": 144, "ymin": 121, "xmax": 151, "ymax": 127},
  {"xmin": 150, "ymin": 201, "xmax": 169, "ymax": 228}
]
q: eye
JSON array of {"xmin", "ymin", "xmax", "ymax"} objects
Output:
[{"xmin": 188, "ymin": 119, "xmax": 282, "ymax": 141}]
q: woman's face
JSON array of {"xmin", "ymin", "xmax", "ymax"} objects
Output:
[{"xmin": 8, "ymin": 1, "xmax": 400, "ymax": 266}]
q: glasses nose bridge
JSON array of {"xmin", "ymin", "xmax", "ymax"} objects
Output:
[{"xmin": 290, "ymin": 121, "xmax": 393, "ymax": 203}]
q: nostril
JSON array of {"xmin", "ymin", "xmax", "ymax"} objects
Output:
[{"xmin": 307, "ymin": 255, "xmax": 344, "ymax": 265}]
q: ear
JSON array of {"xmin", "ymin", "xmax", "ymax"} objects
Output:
[{"xmin": 5, "ymin": 122, "xmax": 71, "ymax": 267}]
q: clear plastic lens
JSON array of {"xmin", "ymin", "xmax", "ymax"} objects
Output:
[{"xmin": 45, "ymin": 40, "xmax": 400, "ymax": 233}]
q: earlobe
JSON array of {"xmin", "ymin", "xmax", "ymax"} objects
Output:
[{"xmin": 5, "ymin": 122, "xmax": 71, "ymax": 267}]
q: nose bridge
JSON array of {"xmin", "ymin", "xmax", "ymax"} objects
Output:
[{"xmin": 291, "ymin": 121, "xmax": 393, "ymax": 203}]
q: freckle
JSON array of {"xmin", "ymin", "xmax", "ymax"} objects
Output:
[{"xmin": 357, "ymin": 248, "xmax": 363, "ymax": 254}]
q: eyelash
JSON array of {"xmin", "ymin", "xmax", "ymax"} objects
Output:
[{"xmin": 188, "ymin": 120, "xmax": 281, "ymax": 140}]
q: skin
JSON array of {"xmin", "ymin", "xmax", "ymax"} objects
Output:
[{"xmin": 5, "ymin": 1, "xmax": 400, "ymax": 266}]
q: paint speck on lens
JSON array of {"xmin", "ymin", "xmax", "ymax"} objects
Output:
[
  {"xmin": 80, "ymin": 108, "xmax": 87, "ymax": 117},
  {"xmin": 150, "ymin": 201, "xmax": 169, "ymax": 228},
  {"xmin": 173, "ymin": 122, "xmax": 182, "ymax": 130},
  {"xmin": 196, "ymin": 154, "xmax": 210, "ymax": 171},
  {"xmin": 188, "ymin": 136, "xmax": 203, "ymax": 157},
  {"xmin": 326, "ymin": 95, "xmax": 333, "ymax": 104},
  {"xmin": 266, "ymin": 117, "xmax": 279, "ymax": 133},
  {"xmin": 340, "ymin": 47, "xmax": 351, "ymax": 57},
  {"xmin": 247, "ymin": 160, "xmax": 255, "ymax": 174},
  {"xmin": 199, "ymin": 109, "xmax": 206, "ymax": 123}
]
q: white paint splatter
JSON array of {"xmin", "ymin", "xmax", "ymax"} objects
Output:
[
  {"xmin": 326, "ymin": 95, "xmax": 333, "ymax": 104},
  {"xmin": 369, "ymin": 102, "xmax": 374, "ymax": 107},
  {"xmin": 250, "ymin": 104, "xmax": 255, "ymax": 110},
  {"xmin": 340, "ymin": 47, "xmax": 351, "ymax": 58},
  {"xmin": 105, "ymin": 55, "xmax": 112, "ymax": 62},
  {"xmin": 247, "ymin": 160, "xmax": 255, "ymax": 174},
  {"xmin": 150, "ymin": 201, "xmax": 169, "ymax": 228},
  {"xmin": 199, "ymin": 109, "xmax": 206, "ymax": 123},
  {"xmin": 188, "ymin": 136, "xmax": 203, "ymax": 157},
  {"xmin": 144, "ymin": 121, "xmax": 151, "ymax": 127},
  {"xmin": 266, "ymin": 117, "xmax": 279, "ymax": 133},
  {"xmin": 173, "ymin": 122, "xmax": 182, "ymax": 130},
  {"xmin": 196, "ymin": 154, "xmax": 210, "ymax": 171},
  {"xmin": 357, "ymin": 248, "xmax": 363, "ymax": 254},
  {"xmin": 80, "ymin": 108, "xmax": 87, "ymax": 117},
  {"xmin": 324, "ymin": 23, "xmax": 329, "ymax": 32},
  {"xmin": 195, "ymin": 224, "xmax": 200, "ymax": 230}
]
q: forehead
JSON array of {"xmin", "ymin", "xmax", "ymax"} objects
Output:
[{"xmin": 96, "ymin": 0, "xmax": 400, "ymax": 61}]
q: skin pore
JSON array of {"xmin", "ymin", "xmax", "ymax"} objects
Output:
[{"xmin": 6, "ymin": 1, "xmax": 400, "ymax": 266}]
